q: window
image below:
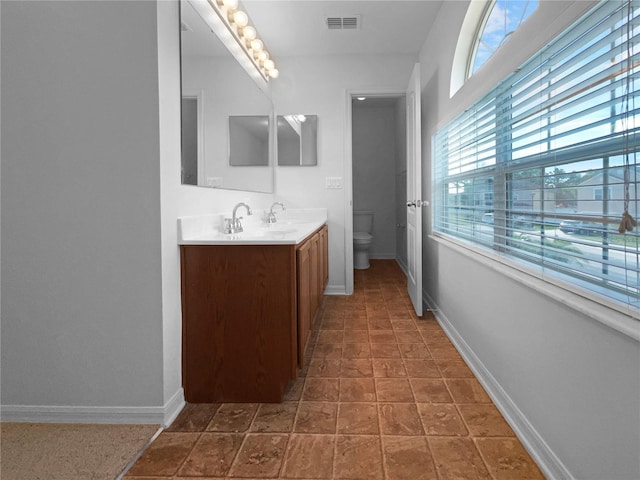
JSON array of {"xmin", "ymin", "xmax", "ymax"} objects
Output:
[
  {"xmin": 468, "ymin": 0, "xmax": 538, "ymax": 77},
  {"xmin": 594, "ymin": 187, "xmax": 613, "ymax": 201},
  {"xmin": 434, "ymin": 0, "xmax": 640, "ymax": 314}
]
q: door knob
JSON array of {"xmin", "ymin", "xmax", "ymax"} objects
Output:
[{"xmin": 407, "ymin": 200, "xmax": 423, "ymax": 208}]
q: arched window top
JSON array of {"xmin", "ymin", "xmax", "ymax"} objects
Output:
[{"xmin": 468, "ymin": 0, "xmax": 538, "ymax": 77}]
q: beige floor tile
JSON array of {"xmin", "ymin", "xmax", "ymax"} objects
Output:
[
  {"xmin": 206, "ymin": 403, "xmax": 259, "ymax": 433},
  {"xmin": 369, "ymin": 330, "xmax": 396, "ymax": 343},
  {"xmin": 250, "ymin": 403, "xmax": 298, "ymax": 433},
  {"xmin": 372, "ymin": 359, "xmax": 407, "ymax": 378},
  {"xmin": 375, "ymin": 378, "xmax": 415, "ymax": 402},
  {"xmin": 165, "ymin": 403, "xmax": 220, "ymax": 432},
  {"xmin": 475, "ymin": 438, "xmax": 546, "ymax": 480},
  {"xmin": 228, "ymin": 433, "xmax": 288, "ymax": 478},
  {"xmin": 371, "ymin": 343, "xmax": 402, "ymax": 358},
  {"xmin": 339, "ymin": 358, "xmax": 374, "ymax": 378},
  {"xmin": 127, "ymin": 432, "xmax": 199, "ymax": 477},
  {"xmin": 398, "ymin": 343, "xmax": 431, "ymax": 359},
  {"xmin": 302, "ymin": 378, "xmax": 340, "ymax": 402},
  {"xmin": 177, "ymin": 433, "xmax": 243, "ymax": 477},
  {"xmin": 342, "ymin": 343, "xmax": 371, "ymax": 359},
  {"xmin": 127, "ymin": 261, "xmax": 543, "ymax": 480},
  {"xmin": 403, "ymin": 359, "xmax": 441, "ymax": 378},
  {"xmin": 281, "ymin": 434, "xmax": 335, "ymax": 479},
  {"xmin": 307, "ymin": 358, "xmax": 341, "ymax": 377},
  {"xmin": 334, "ymin": 435, "xmax": 384, "ymax": 480},
  {"xmin": 417, "ymin": 403, "xmax": 468, "ymax": 436},
  {"xmin": 339, "ymin": 378, "xmax": 376, "ymax": 402},
  {"xmin": 429, "ymin": 437, "xmax": 492, "ymax": 480},
  {"xmin": 410, "ymin": 378, "xmax": 453, "ymax": 403},
  {"xmin": 434, "ymin": 358, "xmax": 475, "ymax": 378},
  {"xmin": 294, "ymin": 402, "xmax": 337, "ymax": 434},
  {"xmin": 458, "ymin": 404, "xmax": 516, "ymax": 437},
  {"xmin": 378, "ymin": 403, "xmax": 424, "ymax": 435},
  {"xmin": 382, "ymin": 436, "xmax": 438, "ymax": 480},
  {"xmin": 446, "ymin": 378, "xmax": 492, "ymax": 403},
  {"xmin": 337, "ymin": 402, "xmax": 379, "ymax": 434},
  {"xmin": 344, "ymin": 329, "xmax": 369, "ymax": 343}
]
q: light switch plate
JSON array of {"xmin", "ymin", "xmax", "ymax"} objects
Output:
[
  {"xmin": 325, "ymin": 177, "xmax": 343, "ymax": 189},
  {"xmin": 207, "ymin": 177, "xmax": 223, "ymax": 187}
]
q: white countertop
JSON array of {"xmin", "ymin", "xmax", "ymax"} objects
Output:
[{"xmin": 178, "ymin": 208, "xmax": 327, "ymax": 246}]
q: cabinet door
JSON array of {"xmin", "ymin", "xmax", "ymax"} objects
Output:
[
  {"xmin": 319, "ymin": 225, "xmax": 329, "ymax": 290},
  {"xmin": 296, "ymin": 240, "xmax": 311, "ymax": 367},
  {"xmin": 309, "ymin": 233, "xmax": 319, "ymax": 324}
]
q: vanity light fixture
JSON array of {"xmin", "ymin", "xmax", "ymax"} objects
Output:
[{"xmin": 208, "ymin": 0, "xmax": 279, "ymax": 81}]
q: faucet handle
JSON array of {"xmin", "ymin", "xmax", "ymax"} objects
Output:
[
  {"xmin": 234, "ymin": 217, "xmax": 244, "ymax": 233},
  {"xmin": 223, "ymin": 218, "xmax": 233, "ymax": 234}
]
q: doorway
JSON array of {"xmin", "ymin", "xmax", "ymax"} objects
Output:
[{"xmin": 350, "ymin": 93, "xmax": 408, "ymax": 277}]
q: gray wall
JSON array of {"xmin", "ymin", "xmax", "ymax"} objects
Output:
[
  {"xmin": 419, "ymin": 1, "xmax": 640, "ymax": 479},
  {"xmin": 352, "ymin": 102, "xmax": 398, "ymax": 259},
  {"xmin": 1, "ymin": 1, "xmax": 164, "ymax": 409}
]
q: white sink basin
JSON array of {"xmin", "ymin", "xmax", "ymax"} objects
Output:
[{"xmin": 178, "ymin": 209, "xmax": 327, "ymax": 245}]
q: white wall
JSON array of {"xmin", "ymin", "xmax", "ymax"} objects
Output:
[
  {"xmin": 352, "ymin": 102, "xmax": 397, "ymax": 259},
  {"xmin": 271, "ymin": 55, "xmax": 416, "ymax": 292},
  {"xmin": 418, "ymin": 1, "xmax": 640, "ymax": 479}
]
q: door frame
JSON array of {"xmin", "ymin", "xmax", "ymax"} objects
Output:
[{"xmin": 344, "ymin": 88, "xmax": 406, "ymax": 295}]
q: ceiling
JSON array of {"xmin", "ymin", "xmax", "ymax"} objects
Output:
[{"xmin": 241, "ymin": 1, "xmax": 443, "ymax": 57}]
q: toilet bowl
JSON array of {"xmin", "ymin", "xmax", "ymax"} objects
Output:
[{"xmin": 353, "ymin": 211, "xmax": 374, "ymax": 269}]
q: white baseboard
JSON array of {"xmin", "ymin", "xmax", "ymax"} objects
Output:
[
  {"xmin": 370, "ymin": 253, "xmax": 396, "ymax": 259},
  {"xmin": 396, "ymin": 257, "xmax": 408, "ymax": 277},
  {"xmin": 325, "ymin": 284, "xmax": 347, "ymax": 295},
  {"xmin": 1, "ymin": 388, "xmax": 185, "ymax": 427},
  {"xmin": 162, "ymin": 387, "xmax": 186, "ymax": 427},
  {"xmin": 433, "ymin": 308, "xmax": 574, "ymax": 480}
]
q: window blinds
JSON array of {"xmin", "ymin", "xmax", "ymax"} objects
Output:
[{"xmin": 434, "ymin": 0, "xmax": 639, "ymax": 313}]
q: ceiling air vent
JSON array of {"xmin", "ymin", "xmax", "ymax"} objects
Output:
[{"xmin": 325, "ymin": 15, "xmax": 361, "ymax": 30}]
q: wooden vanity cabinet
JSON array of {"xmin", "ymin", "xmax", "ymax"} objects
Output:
[
  {"xmin": 296, "ymin": 224, "xmax": 329, "ymax": 366},
  {"xmin": 181, "ymin": 224, "xmax": 328, "ymax": 403}
]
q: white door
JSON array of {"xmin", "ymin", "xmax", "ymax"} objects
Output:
[{"xmin": 406, "ymin": 64, "xmax": 423, "ymax": 316}]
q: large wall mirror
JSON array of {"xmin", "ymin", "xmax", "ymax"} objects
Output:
[
  {"xmin": 180, "ymin": 0, "xmax": 274, "ymax": 192},
  {"xmin": 277, "ymin": 115, "xmax": 318, "ymax": 166}
]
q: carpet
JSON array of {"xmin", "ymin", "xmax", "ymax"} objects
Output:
[{"xmin": 1, "ymin": 423, "xmax": 160, "ymax": 480}]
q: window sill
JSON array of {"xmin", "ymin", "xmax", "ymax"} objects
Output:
[{"xmin": 429, "ymin": 233, "xmax": 640, "ymax": 342}]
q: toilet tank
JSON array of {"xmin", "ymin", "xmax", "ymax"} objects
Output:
[{"xmin": 353, "ymin": 211, "xmax": 373, "ymax": 233}]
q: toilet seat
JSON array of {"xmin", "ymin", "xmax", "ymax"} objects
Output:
[{"xmin": 353, "ymin": 232, "xmax": 372, "ymax": 243}]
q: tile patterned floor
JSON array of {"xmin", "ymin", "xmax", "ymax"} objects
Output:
[{"xmin": 124, "ymin": 260, "xmax": 545, "ymax": 480}]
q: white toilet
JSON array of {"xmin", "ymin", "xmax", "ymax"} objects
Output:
[{"xmin": 353, "ymin": 211, "xmax": 374, "ymax": 269}]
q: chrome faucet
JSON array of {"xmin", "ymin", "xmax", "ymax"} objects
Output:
[
  {"xmin": 266, "ymin": 202, "xmax": 285, "ymax": 224},
  {"xmin": 224, "ymin": 202, "xmax": 253, "ymax": 234}
]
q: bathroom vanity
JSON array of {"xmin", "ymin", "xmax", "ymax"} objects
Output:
[{"xmin": 178, "ymin": 211, "xmax": 328, "ymax": 403}]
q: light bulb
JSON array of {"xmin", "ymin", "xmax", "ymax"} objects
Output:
[
  {"xmin": 232, "ymin": 11, "xmax": 248, "ymax": 28},
  {"xmin": 222, "ymin": 0, "xmax": 238, "ymax": 11},
  {"xmin": 263, "ymin": 59, "xmax": 275, "ymax": 71},
  {"xmin": 268, "ymin": 68, "xmax": 279, "ymax": 79},
  {"xmin": 250, "ymin": 39, "xmax": 263, "ymax": 52},
  {"xmin": 258, "ymin": 50, "xmax": 269, "ymax": 62},
  {"xmin": 242, "ymin": 26, "xmax": 256, "ymax": 40}
]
